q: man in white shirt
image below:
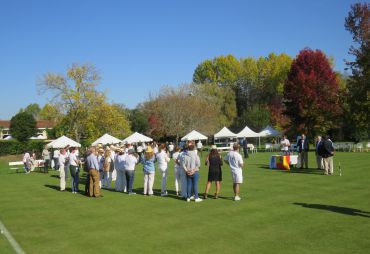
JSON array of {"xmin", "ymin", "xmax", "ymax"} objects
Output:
[
  {"xmin": 224, "ymin": 144, "xmax": 244, "ymax": 201},
  {"xmin": 124, "ymin": 149, "xmax": 139, "ymax": 194},
  {"xmin": 23, "ymin": 152, "xmax": 31, "ymax": 174},
  {"xmin": 156, "ymin": 144, "xmax": 170, "ymax": 196},
  {"xmin": 69, "ymin": 147, "xmax": 80, "ymax": 193},
  {"xmin": 168, "ymin": 142, "xmax": 174, "ymax": 158},
  {"xmin": 196, "ymin": 140, "xmax": 203, "ymax": 156},
  {"xmin": 53, "ymin": 149, "xmax": 60, "ymax": 170},
  {"xmin": 280, "ymin": 135, "xmax": 290, "ymax": 155}
]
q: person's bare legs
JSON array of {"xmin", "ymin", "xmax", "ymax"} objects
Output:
[
  {"xmin": 233, "ymin": 183, "xmax": 240, "ymax": 197},
  {"xmin": 204, "ymin": 181, "xmax": 211, "ymax": 198},
  {"xmin": 215, "ymin": 181, "xmax": 221, "ymax": 198}
]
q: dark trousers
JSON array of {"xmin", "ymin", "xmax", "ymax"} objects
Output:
[
  {"xmin": 44, "ymin": 159, "xmax": 50, "ymax": 173},
  {"xmin": 243, "ymin": 147, "xmax": 249, "ymax": 158},
  {"xmin": 125, "ymin": 170, "xmax": 135, "ymax": 193},
  {"xmin": 70, "ymin": 165, "xmax": 79, "ymax": 192}
]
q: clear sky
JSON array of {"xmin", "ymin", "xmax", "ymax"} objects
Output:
[{"xmin": 0, "ymin": 0, "xmax": 359, "ymax": 119}]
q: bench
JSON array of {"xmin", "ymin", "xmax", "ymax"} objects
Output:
[{"xmin": 9, "ymin": 161, "xmax": 24, "ymax": 173}]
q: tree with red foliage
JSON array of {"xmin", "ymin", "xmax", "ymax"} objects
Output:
[{"xmin": 283, "ymin": 48, "xmax": 341, "ymax": 138}]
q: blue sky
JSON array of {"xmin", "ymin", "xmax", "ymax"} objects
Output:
[{"xmin": 0, "ymin": 0, "xmax": 358, "ymax": 119}]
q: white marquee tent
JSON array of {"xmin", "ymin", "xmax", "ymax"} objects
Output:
[
  {"xmin": 181, "ymin": 130, "xmax": 208, "ymax": 141},
  {"xmin": 236, "ymin": 125, "xmax": 260, "ymax": 138},
  {"xmin": 258, "ymin": 125, "xmax": 281, "ymax": 137},
  {"xmin": 47, "ymin": 135, "xmax": 81, "ymax": 149},
  {"xmin": 122, "ymin": 132, "xmax": 153, "ymax": 143},
  {"xmin": 214, "ymin": 127, "xmax": 237, "ymax": 139},
  {"xmin": 92, "ymin": 133, "xmax": 121, "ymax": 146}
]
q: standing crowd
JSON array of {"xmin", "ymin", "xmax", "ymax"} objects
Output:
[{"xmin": 34, "ymin": 141, "xmax": 245, "ymax": 202}]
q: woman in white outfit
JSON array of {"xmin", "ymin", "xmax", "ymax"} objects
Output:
[
  {"xmin": 156, "ymin": 144, "xmax": 170, "ymax": 196},
  {"xmin": 172, "ymin": 147, "xmax": 182, "ymax": 196},
  {"xmin": 114, "ymin": 148, "xmax": 127, "ymax": 192},
  {"xmin": 59, "ymin": 149, "xmax": 69, "ymax": 191}
]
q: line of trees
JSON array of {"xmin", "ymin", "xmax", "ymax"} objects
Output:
[{"xmin": 7, "ymin": 2, "xmax": 369, "ymax": 144}]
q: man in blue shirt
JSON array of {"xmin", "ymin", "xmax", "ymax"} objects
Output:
[{"xmin": 86, "ymin": 147, "xmax": 103, "ymax": 198}]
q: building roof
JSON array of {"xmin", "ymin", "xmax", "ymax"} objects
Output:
[{"xmin": 0, "ymin": 120, "xmax": 55, "ymax": 129}]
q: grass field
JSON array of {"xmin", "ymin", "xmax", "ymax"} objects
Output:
[{"xmin": 0, "ymin": 151, "xmax": 369, "ymax": 254}]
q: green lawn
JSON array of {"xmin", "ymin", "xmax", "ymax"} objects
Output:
[{"xmin": 0, "ymin": 151, "xmax": 369, "ymax": 254}]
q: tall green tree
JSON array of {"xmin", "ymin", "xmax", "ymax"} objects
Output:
[
  {"xmin": 345, "ymin": 2, "xmax": 370, "ymax": 141},
  {"xmin": 19, "ymin": 103, "xmax": 41, "ymax": 120},
  {"xmin": 10, "ymin": 112, "xmax": 37, "ymax": 142}
]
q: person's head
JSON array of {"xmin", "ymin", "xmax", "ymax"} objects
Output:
[
  {"xmin": 175, "ymin": 146, "xmax": 181, "ymax": 152},
  {"xmin": 160, "ymin": 143, "xmax": 166, "ymax": 152},
  {"xmin": 301, "ymin": 134, "xmax": 306, "ymax": 140},
  {"xmin": 89, "ymin": 147, "xmax": 96, "ymax": 155},
  {"xmin": 145, "ymin": 146, "xmax": 154, "ymax": 160},
  {"xmin": 188, "ymin": 144, "xmax": 195, "ymax": 151},
  {"xmin": 117, "ymin": 148, "xmax": 124, "ymax": 155},
  {"xmin": 209, "ymin": 147, "xmax": 219, "ymax": 157},
  {"xmin": 317, "ymin": 135, "xmax": 322, "ymax": 141},
  {"xmin": 233, "ymin": 143, "xmax": 240, "ymax": 151},
  {"xmin": 60, "ymin": 148, "xmax": 66, "ymax": 155},
  {"xmin": 44, "ymin": 145, "xmax": 48, "ymax": 150},
  {"xmin": 322, "ymin": 135, "xmax": 328, "ymax": 140},
  {"xmin": 98, "ymin": 148, "xmax": 104, "ymax": 154},
  {"xmin": 283, "ymin": 135, "xmax": 287, "ymax": 139}
]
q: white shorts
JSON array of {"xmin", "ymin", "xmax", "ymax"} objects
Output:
[{"xmin": 231, "ymin": 169, "xmax": 243, "ymax": 184}]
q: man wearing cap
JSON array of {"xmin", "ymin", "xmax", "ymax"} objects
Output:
[
  {"xmin": 224, "ymin": 144, "xmax": 244, "ymax": 201},
  {"xmin": 86, "ymin": 147, "xmax": 103, "ymax": 198}
]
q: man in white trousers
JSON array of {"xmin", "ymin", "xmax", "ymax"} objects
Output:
[{"xmin": 156, "ymin": 144, "xmax": 170, "ymax": 196}]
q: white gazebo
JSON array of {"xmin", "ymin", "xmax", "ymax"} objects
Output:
[
  {"xmin": 122, "ymin": 132, "xmax": 153, "ymax": 144},
  {"xmin": 258, "ymin": 125, "xmax": 281, "ymax": 137},
  {"xmin": 181, "ymin": 130, "xmax": 208, "ymax": 141},
  {"xmin": 47, "ymin": 135, "xmax": 81, "ymax": 149},
  {"xmin": 92, "ymin": 133, "xmax": 121, "ymax": 146},
  {"xmin": 214, "ymin": 127, "xmax": 237, "ymax": 139},
  {"xmin": 236, "ymin": 125, "xmax": 260, "ymax": 138}
]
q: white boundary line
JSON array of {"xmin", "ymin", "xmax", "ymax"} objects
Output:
[{"xmin": 0, "ymin": 219, "xmax": 26, "ymax": 254}]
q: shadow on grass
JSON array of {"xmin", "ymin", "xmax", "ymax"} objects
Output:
[
  {"xmin": 289, "ymin": 168, "xmax": 324, "ymax": 175},
  {"xmin": 44, "ymin": 184, "xmax": 72, "ymax": 192},
  {"xmin": 293, "ymin": 202, "xmax": 370, "ymax": 218}
]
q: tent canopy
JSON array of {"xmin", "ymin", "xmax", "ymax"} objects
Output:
[
  {"xmin": 181, "ymin": 130, "xmax": 208, "ymax": 141},
  {"xmin": 214, "ymin": 127, "xmax": 237, "ymax": 139},
  {"xmin": 258, "ymin": 125, "xmax": 281, "ymax": 137},
  {"xmin": 47, "ymin": 135, "xmax": 81, "ymax": 149},
  {"xmin": 92, "ymin": 133, "xmax": 121, "ymax": 146},
  {"xmin": 236, "ymin": 125, "xmax": 260, "ymax": 138},
  {"xmin": 122, "ymin": 132, "xmax": 153, "ymax": 143}
]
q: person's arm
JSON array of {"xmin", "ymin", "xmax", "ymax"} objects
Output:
[{"xmin": 224, "ymin": 154, "xmax": 230, "ymax": 165}]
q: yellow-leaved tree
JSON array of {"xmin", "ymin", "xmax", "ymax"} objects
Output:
[{"xmin": 38, "ymin": 63, "xmax": 131, "ymax": 143}]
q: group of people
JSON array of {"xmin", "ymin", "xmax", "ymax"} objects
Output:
[
  {"xmin": 41, "ymin": 141, "xmax": 244, "ymax": 202},
  {"xmin": 278, "ymin": 134, "xmax": 335, "ymax": 175}
]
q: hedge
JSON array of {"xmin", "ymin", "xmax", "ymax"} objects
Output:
[{"xmin": 0, "ymin": 140, "xmax": 47, "ymax": 156}]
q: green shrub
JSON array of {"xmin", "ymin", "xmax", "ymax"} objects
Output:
[{"xmin": 0, "ymin": 140, "xmax": 46, "ymax": 156}]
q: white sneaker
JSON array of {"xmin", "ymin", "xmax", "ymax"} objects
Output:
[
  {"xmin": 195, "ymin": 198, "xmax": 203, "ymax": 202},
  {"xmin": 190, "ymin": 196, "xmax": 195, "ymax": 200},
  {"xmin": 161, "ymin": 191, "xmax": 168, "ymax": 197},
  {"xmin": 186, "ymin": 198, "xmax": 191, "ymax": 202},
  {"xmin": 234, "ymin": 196, "xmax": 241, "ymax": 201}
]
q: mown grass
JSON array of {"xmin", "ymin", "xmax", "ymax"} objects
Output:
[{"xmin": 0, "ymin": 151, "xmax": 369, "ymax": 254}]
